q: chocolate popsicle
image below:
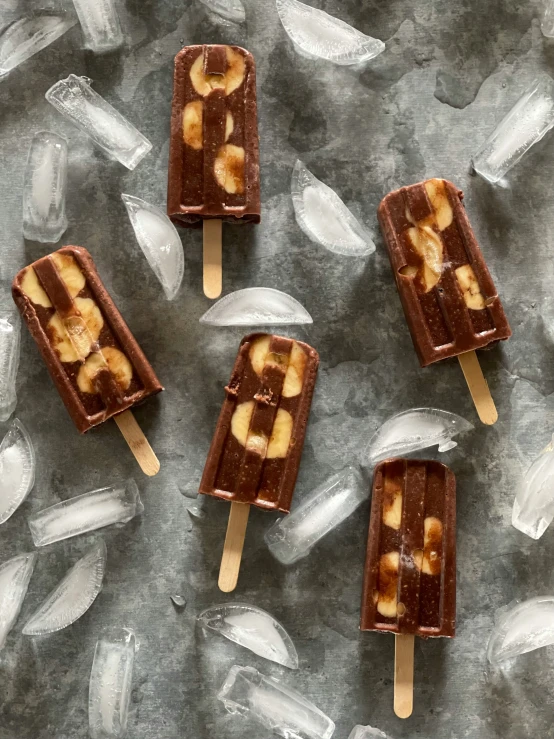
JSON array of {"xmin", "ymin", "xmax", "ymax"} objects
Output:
[
  {"xmin": 200, "ymin": 333, "xmax": 319, "ymax": 590},
  {"xmin": 12, "ymin": 246, "xmax": 162, "ymax": 475},
  {"xmin": 167, "ymin": 44, "xmax": 260, "ymax": 298},
  {"xmin": 378, "ymin": 178, "xmax": 511, "ymax": 424},
  {"xmin": 361, "ymin": 458, "xmax": 456, "ymax": 718}
]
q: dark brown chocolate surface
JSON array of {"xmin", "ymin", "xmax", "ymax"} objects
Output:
[
  {"xmin": 167, "ymin": 44, "xmax": 261, "ymax": 226},
  {"xmin": 12, "ymin": 246, "xmax": 163, "ymax": 434},
  {"xmin": 361, "ymin": 458, "xmax": 456, "ymax": 638},
  {"xmin": 378, "ymin": 178, "xmax": 511, "ymax": 367},
  {"xmin": 199, "ymin": 333, "xmax": 319, "ymax": 512}
]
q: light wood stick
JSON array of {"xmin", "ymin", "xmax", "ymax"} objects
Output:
[
  {"xmin": 218, "ymin": 502, "xmax": 250, "ymax": 593},
  {"xmin": 457, "ymin": 350, "xmax": 498, "ymax": 425},
  {"xmin": 394, "ymin": 634, "xmax": 414, "ymax": 719},
  {"xmin": 114, "ymin": 410, "xmax": 160, "ymax": 477},
  {"xmin": 203, "ymin": 219, "xmax": 222, "ymax": 299}
]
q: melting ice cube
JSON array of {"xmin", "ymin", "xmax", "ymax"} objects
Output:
[
  {"xmin": 0, "ymin": 13, "xmax": 77, "ymax": 79},
  {"xmin": 291, "ymin": 160, "xmax": 375, "ymax": 256},
  {"xmin": 487, "ymin": 596, "xmax": 554, "ymax": 665},
  {"xmin": 265, "ymin": 466, "xmax": 367, "ymax": 565},
  {"xmin": 542, "ymin": 1, "xmax": 554, "ymax": 38},
  {"xmin": 218, "ymin": 665, "xmax": 335, "ymax": 739},
  {"xmin": 46, "ymin": 75, "xmax": 152, "ymax": 170},
  {"xmin": 512, "ymin": 434, "xmax": 554, "ymax": 539},
  {"xmin": 197, "ymin": 0, "xmax": 246, "ymax": 23},
  {"xmin": 170, "ymin": 595, "xmax": 187, "ymax": 608},
  {"xmin": 348, "ymin": 728, "xmax": 388, "ymax": 739},
  {"xmin": 121, "ymin": 194, "xmax": 184, "ymax": 300},
  {"xmin": 0, "ymin": 419, "xmax": 35, "ymax": 525},
  {"xmin": 198, "ymin": 603, "xmax": 299, "ymax": 668},
  {"xmin": 472, "ymin": 75, "xmax": 554, "ymax": 184},
  {"xmin": 199, "ymin": 288, "xmax": 313, "ymax": 326},
  {"xmin": 0, "ymin": 312, "xmax": 20, "ymax": 423},
  {"xmin": 366, "ymin": 408, "xmax": 473, "ymax": 466},
  {"xmin": 89, "ymin": 628, "xmax": 135, "ymax": 739},
  {"xmin": 0, "ymin": 553, "xmax": 37, "ymax": 650},
  {"xmin": 276, "ymin": 0, "xmax": 384, "ymax": 65},
  {"xmin": 28, "ymin": 478, "xmax": 143, "ymax": 547},
  {"xmin": 22, "ymin": 539, "xmax": 107, "ymax": 635},
  {"xmin": 71, "ymin": 0, "xmax": 123, "ymax": 53}
]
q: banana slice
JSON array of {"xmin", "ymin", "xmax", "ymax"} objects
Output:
[
  {"xmin": 214, "ymin": 144, "xmax": 245, "ymax": 195},
  {"xmin": 183, "ymin": 101, "xmax": 203, "ymax": 150},
  {"xmin": 77, "ymin": 347, "xmax": 133, "ymax": 394},
  {"xmin": 282, "ymin": 342, "xmax": 307, "ymax": 398},
  {"xmin": 189, "ymin": 47, "xmax": 246, "ymax": 97},
  {"xmin": 20, "ymin": 267, "xmax": 52, "ymax": 308},
  {"xmin": 267, "ymin": 408, "xmax": 293, "ymax": 458},
  {"xmin": 231, "ymin": 400, "xmax": 255, "ymax": 446},
  {"xmin": 51, "ymin": 253, "xmax": 86, "ymax": 297},
  {"xmin": 249, "ymin": 336, "xmax": 271, "ymax": 376},
  {"xmin": 47, "ymin": 298, "xmax": 103, "ymax": 363},
  {"xmin": 225, "ymin": 111, "xmax": 234, "ymax": 141}
]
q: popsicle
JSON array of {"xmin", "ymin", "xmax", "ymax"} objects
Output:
[
  {"xmin": 167, "ymin": 44, "xmax": 261, "ymax": 298},
  {"xmin": 378, "ymin": 178, "xmax": 511, "ymax": 424},
  {"xmin": 12, "ymin": 246, "xmax": 162, "ymax": 475},
  {"xmin": 360, "ymin": 458, "xmax": 456, "ymax": 718},
  {"xmin": 199, "ymin": 332, "xmax": 319, "ymax": 591}
]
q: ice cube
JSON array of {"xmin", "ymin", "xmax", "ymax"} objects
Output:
[
  {"xmin": 198, "ymin": 603, "xmax": 299, "ymax": 668},
  {"xmin": 121, "ymin": 194, "xmax": 184, "ymax": 300},
  {"xmin": 0, "ymin": 553, "xmax": 37, "ymax": 650},
  {"xmin": 542, "ymin": 1, "xmax": 554, "ymax": 37},
  {"xmin": 187, "ymin": 503, "xmax": 205, "ymax": 520},
  {"xmin": 170, "ymin": 595, "xmax": 187, "ymax": 607},
  {"xmin": 197, "ymin": 0, "xmax": 246, "ymax": 23},
  {"xmin": 45, "ymin": 75, "xmax": 152, "ymax": 170},
  {"xmin": 199, "ymin": 288, "xmax": 313, "ymax": 326},
  {"xmin": 0, "ymin": 312, "xmax": 20, "ymax": 423},
  {"xmin": 366, "ymin": 408, "xmax": 473, "ymax": 466},
  {"xmin": 512, "ymin": 434, "xmax": 554, "ymax": 539},
  {"xmin": 291, "ymin": 160, "xmax": 375, "ymax": 256},
  {"xmin": 265, "ymin": 466, "xmax": 367, "ymax": 565},
  {"xmin": 0, "ymin": 13, "xmax": 77, "ymax": 79},
  {"xmin": 22, "ymin": 131, "xmax": 68, "ymax": 243},
  {"xmin": 22, "ymin": 539, "xmax": 107, "ymax": 635},
  {"xmin": 71, "ymin": 0, "xmax": 123, "ymax": 53},
  {"xmin": 89, "ymin": 628, "xmax": 135, "ymax": 739},
  {"xmin": 471, "ymin": 75, "xmax": 554, "ymax": 184},
  {"xmin": 28, "ymin": 479, "xmax": 143, "ymax": 547},
  {"xmin": 0, "ymin": 419, "xmax": 35, "ymax": 525},
  {"xmin": 487, "ymin": 596, "xmax": 554, "ymax": 665},
  {"xmin": 348, "ymin": 728, "xmax": 388, "ymax": 739},
  {"xmin": 276, "ymin": 0, "xmax": 384, "ymax": 65},
  {"xmin": 218, "ymin": 665, "xmax": 335, "ymax": 739}
]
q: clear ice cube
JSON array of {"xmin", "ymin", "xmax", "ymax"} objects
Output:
[
  {"xmin": 199, "ymin": 288, "xmax": 313, "ymax": 326},
  {"xmin": 171, "ymin": 595, "xmax": 187, "ymax": 607},
  {"xmin": 197, "ymin": 0, "xmax": 246, "ymax": 23},
  {"xmin": 348, "ymin": 728, "xmax": 388, "ymax": 739},
  {"xmin": 0, "ymin": 13, "xmax": 76, "ymax": 79},
  {"xmin": 22, "ymin": 131, "xmax": 68, "ymax": 243},
  {"xmin": 121, "ymin": 194, "xmax": 184, "ymax": 300},
  {"xmin": 366, "ymin": 408, "xmax": 473, "ymax": 466},
  {"xmin": 0, "ymin": 419, "xmax": 35, "ymax": 525},
  {"xmin": 45, "ymin": 75, "xmax": 152, "ymax": 170},
  {"xmin": 71, "ymin": 0, "xmax": 123, "ymax": 53},
  {"xmin": 512, "ymin": 434, "xmax": 554, "ymax": 539},
  {"xmin": 0, "ymin": 312, "xmax": 20, "ymax": 423},
  {"xmin": 89, "ymin": 628, "xmax": 135, "ymax": 739},
  {"xmin": 28, "ymin": 479, "xmax": 143, "ymax": 547},
  {"xmin": 0, "ymin": 553, "xmax": 37, "ymax": 650},
  {"xmin": 265, "ymin": 466, "xmax": 367, "ymax": 565},
  {"xmin": 487, "ymin": 596, "xmax": 554, "ymax": 665},
  {"xmin": 276, "ymin": 0, "xmax": 384, "ymax": 65},
  {"xmin": 471, "ymin": 75, "xmax": 554, "ymax": 184},
  {"xmin": 218, "ymin": 665, "xmax": 335, "ymax": 739},
  {"xmin": 22, "ymin": 539, "xmax": 107, "ymax": 635},
  {"xmin": 291, "ymin": 160, "xmax": 375, "ymax": 256},
  {"xmin": 198, "ymin": 603, "xmax": 299, "ymax": 668},
  {"xmin": 542, "ymin": 1, "xmax": 554, "ymax": 37}
]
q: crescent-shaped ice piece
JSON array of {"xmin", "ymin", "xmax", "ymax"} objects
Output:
[
  {"xmin": 512, "ymin": 434, "xmax": 554, "ymax": 539},
  {"xmin": 22, "ymin": 540, "xmax": 107, "ymax": 635},
  {"xmin": 0, "ymin": 419, "xmax": 36, "ymax": 525},
  {"xmin": 197, "ymin": 0, "xmax": 246, "ymax": 23},
  {"xmin": 0, "ymin": 312, "xmax": 21, "ymax": 422},
  {"xmin": 122, "ymin": 194, "xmax": 184, "ymax": 301},
  {"xmin": 0, "ymin": 553, "xmax": 37, "ymax": 649},
  {"xmin": 487, "ymin": 596, "xmax": 554, "ymax": 664},
  {"xmin": 276, "ymin": 0, "xmax": 385, "ymax": 65},
  {"xmin": 291, "ymin": 160, "xmax": 375, "ymax": 256},
  {"xmin": 366, "ymin": 408, "xmax": 473, "ymax": 465},
  {"xmin": 199, "ymin": 288, "xmax": 313, "ymax": 326},
  {"xmin": 198, "ymin": 602, "xmax": 299, "ymax": 669}
]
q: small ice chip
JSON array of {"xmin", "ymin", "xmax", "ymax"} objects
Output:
[
  {"xmin": 0, "ymin": 312, "xmax": 21, "ymax": 423},
  {"xmin": 121, "ymin": 194, "xmax": 184, "ymax": 300},
  {"xmin": 512, "ymin": 434, "xmax": 554, "ymax": 539},
  {"xmin": 487, "ymin": 596, "xmax": 554, "ymax": 665},
  {"xmin": 197, "ymin": 0, "xmax": 246, "ymax": 23},
  {"xmin": 187, "ymin": 504, "xmax": 205, "ymax": 521},
  {"xmin": 198, "ymin": 602, "xmax": 299, "ymax": 668},
  {"xmin": 0, "ymin": 419, "xmax": 35, "ymax": 525},
  {"xmin": 71, "ymin": 0, "xmax": 124, "ymax": 53},
  {"xmin": 171, "ymin": 595, "xmax": 187, "ymax": 608},
  {"xmin": 542, "ymin": 1, "xmax": 554, "ymax": 38},
  {"xmin": 0, "ymin": 553, "xmax": 37, "ymax": 650},
  {"xmin": 46, "ymin": 75, "xmax": 152, "ymax": 170},
  {"xmin": 348, "ymin": 728, "xmax": 388, "ymax": 739},
  {"xmin": 276, "ymin": 0, "xmax": 384, "ymax": 65},
  {"xmin": 291, "ymin": 160, "xmax": 375, "ymax": 256},
  {"xmin": 199, "ymin": 288, "xmax": 313, "ymax": 326}
]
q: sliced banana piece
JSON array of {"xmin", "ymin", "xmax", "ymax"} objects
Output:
[
  {"xmin": 20, "ymin": 267, "xmax": 52, "ymax": 308},
  {"xmin": 231, "ymin": 400, "xmax": 255, "ymax": 446},
  {"xmin": 267, "ymin": 408, "xmax": 293, "ymax": 458},
  {"xmin": 183, "ymin": 101, "xmax": 203, "ymax": 150},
  {"xmin": 189, "ymin": 47, "xmax": 246, "ymax": 97},
  {"xmin": 77, "ymin": 347, "xmax": 133, "ymax": 394},
  {"xmin": 47, "ymin": 298, "xmax": 103, "ymax": 363},
  {"xmin": 282, "ymin": 342, "xmax": 307, "ymax": 398},
  {"xmin": 51, "ymin": 253, "xmax": 86, "ymax": 297},
  {"xmin": 214, "ymin": 144, "xmax": 245, "ymax": 195}
]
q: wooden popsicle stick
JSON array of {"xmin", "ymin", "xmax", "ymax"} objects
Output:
[
  {"xmin": 394, "ymin": 634, "xmax": 415, "ymax": 719},
  {"xmin": 218, "ymin": 502, "xmax": 250, "ymax": 593},
  {"xmin": 457, "ymin": 350, "xmax": 498, "ymax": 426},
  {"xmin": 203, "ymin": 219, "xmax": 222, "ymax": 299},
  {"xmin": 114, "ymin": 410, "xmax": 160, "ymax": 477}
]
